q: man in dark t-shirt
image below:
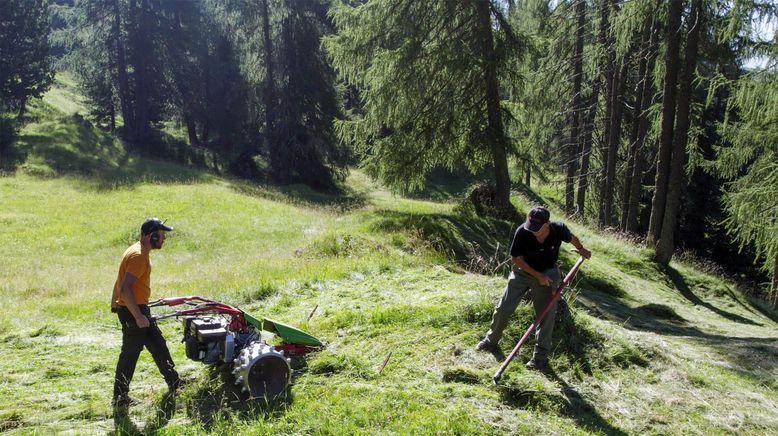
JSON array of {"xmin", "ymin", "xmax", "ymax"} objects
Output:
[{"xmin": 476, "ymin": 206, "xmax": 591, "ymax": 370}]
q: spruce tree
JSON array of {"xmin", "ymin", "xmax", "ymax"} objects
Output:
[
  {"xmin": 655, "ymin": 0, "xmax": 703, "ymax": 264},
  {"xmin": 647, "ymin": 0, "xmax": 683, "ymax": 248},
  {"xmin": 324, "ymin": 0, "xmax": 519, "ymax": 217},
  {"xmin": 716, "ymin": 61, "xmax": 778, "ymax": 306},
  {"xmin": 0, "ymin": 0, "xmax": 52, "ymax": 166},
  {"xmin": 271, "ymin": 0, "xmax": 345, "ymax": 189}
]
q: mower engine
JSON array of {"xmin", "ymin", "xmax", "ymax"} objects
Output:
[
  {"xmin": 182, "ymin": 315, "xmax": 290, "ymax": 398},
  {"xmin": 150, "ymin": 296, "xmax": 321, "ymax": 400}
]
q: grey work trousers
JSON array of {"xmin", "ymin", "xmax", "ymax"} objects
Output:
[{"xmin": 485, "ymin": 266, "xmax": 561, "ymax": 361}]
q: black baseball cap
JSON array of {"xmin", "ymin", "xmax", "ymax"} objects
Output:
[
  {"xmin": 524, "ymin": 207, "xmax": 550, "ymax": 232},
  {"xmin": 141, "ymin": 218, "xmax": 173, "ymax": 235}
]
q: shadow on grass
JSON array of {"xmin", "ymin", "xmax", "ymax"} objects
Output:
[
  {"xmin": 371, "ymin": 210, "xmax": 514, "ymax": 267},
  {"xmin": 496, "ymin": 366, "xmax": 626, "ymax": 435},
  {"xmin": 575, "ymin": 282, "xmax": 778, "ymax": 382},
  {"xmin": 546, "ymin": 368, "xmax": 628, "ymax": 436},
  {"xmin": 16, "ymin": 114, "xmax": 214, "ymax": 190},
  {"xmin": 404, "ymin": 167, "xmax": 487, "ymax": 201},
  {"xmin": 575, "ymin": 269, "xmax": 627, "ymax": 299},
  {"xmin": 662, "ymin": 265, "xmax": 761, "ymax": 326},
  {"xmin": 511, "ymin": 182, "xmax": 553, "ymax": 209},
  {"xmin": 112, "ymin": 390, "xmax": 176, "ymax": 435},
  {"xmin": 748, "ymin": 298, "xmax": 778, "ymax": 325},
  {"xmin": 184, "ymin": 358, "xmax": 313, "ymax": 430},
  {"xmin": 229, "ymin": 179, "xmax": 369, "ymax": 212}
]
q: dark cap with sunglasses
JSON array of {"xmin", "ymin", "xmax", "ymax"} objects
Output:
[{"xmin": 523, "ymin": 207, "xmax": 550, "ymax": 232}]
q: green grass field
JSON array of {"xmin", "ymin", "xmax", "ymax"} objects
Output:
[{"xmin": 1, "ymin": 78, "xmax": 777, "ymax": 434}]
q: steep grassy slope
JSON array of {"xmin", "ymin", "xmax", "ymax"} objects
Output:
[{"xmin": 0, "ymin": 79, "xmax": 776, "ymax": 434}]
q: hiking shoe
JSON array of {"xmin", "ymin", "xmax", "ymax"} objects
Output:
[
  {"xmin": 112, "ymin": 395, "xmax": 141, "ymax": 408},
  {"xmin": 525, "ymin": 358, "xmax": 548, "ymax": 371},
  {"xmin": 475, "ymin": 339, "xmax": 500, "ymax": 353}
]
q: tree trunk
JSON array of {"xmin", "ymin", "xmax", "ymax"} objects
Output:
[
  {"xmin": 770, "ymin": 256, "xmax": 778, "ymax": 309},
  {"xmin": 596, "ymin": 0, "xmax": 616, "ymax": 228},
  {"xmin": 128, "ymin": 0, "xmax": 151, "ymax": 147},
  {"xmin": 601, "ymin": 55, "xmax": 628, "ymax": 227},
  {"xmin": 656, "ymin": 0, "xmax": 701, "ymax": 264},
  {"xmin": 212, "ymin": 149, "xmax": 220, "ymax": 174},
  {"xmin": 524, "ymin": 162, "xmax": 531, "ymax": 187},
  {"xmin": 625, "ymin": 10, "xmax": 659, "ymax": 234},
  {"xmin": 262, "ymin": 0, "xmax": 283, "ymax": 183},
  {"xmin": 113, "ymin": 0, "xmax": 134, "ymax": 136},
  {"xmin": 621, "ymin": 15, "xmax": 652, "ymax": 231},
  {"xmin": 475, "ymin": 0, "xmax": 513, "ymax": 216},
  {"xmin": 577, "ymin": 85, "xmax": 600, "ymax": 217},
  {"xmin": 185, "ymin": 115, "xmax": 200, "ymax": 146},
  {"xmin": 647, "ymin": 0, "xmax": 683, "ymax": 248},
  {"xmin": 16, "ymin": 98, "xmax": 27, "ymax": 121},
  {"xmin": 565, "ymin": 0, "xmax": 585, "ymax": 216}
]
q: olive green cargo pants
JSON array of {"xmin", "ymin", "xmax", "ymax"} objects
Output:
[{"xmin": 484, "ymin": 266, "xmax": 561, "ymax": 362}]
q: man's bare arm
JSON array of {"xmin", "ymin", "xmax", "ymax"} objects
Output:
[{"xmin": 570, "ymin": 235, "xmax": 591, "ymax": 259}]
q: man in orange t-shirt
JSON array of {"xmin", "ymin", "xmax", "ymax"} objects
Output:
[{"xmin": 111, "ymin": 218, "xmax": 182, "ymax": 408}]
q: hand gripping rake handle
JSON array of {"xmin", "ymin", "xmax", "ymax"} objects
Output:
[{"xmin": 493, "ymin": 256, "xmax": 586, "ymax": 382}]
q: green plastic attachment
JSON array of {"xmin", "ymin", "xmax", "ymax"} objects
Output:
[{"xmin": 243, "ymin": 311, "xmax": 323, "ymax": 347}]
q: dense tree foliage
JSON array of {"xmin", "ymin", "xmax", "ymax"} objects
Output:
[
  {"xmin": 0, "ymin": 0, "xmax": 52, "ymax": 167},
  {"xmin": 61, "ymin": 0, "xmax": 344, "ymax": 185},
  {"xmin": 1, "ymin": 0, "xmax": 776, "ymax": 304},
  {"xmin": 324, "ymin": 0, "xmax": 519, "ymax": 216},
  {"xmin": 714, "ymin": 1, "xmax": 778, "ymax": 305}
]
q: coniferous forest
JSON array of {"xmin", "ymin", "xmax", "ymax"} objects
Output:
[
  {"xmin": 2, "ymin": 1, "xmax": 778, "ymax": 433},
  {"xmin": 2, "ymin": 2, "xmax": 777, "ymax": 305}
]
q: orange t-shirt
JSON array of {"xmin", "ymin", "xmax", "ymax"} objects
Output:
[{"xmin": 115, "ymin": 242, "xmax": 152, "ymax": 305}]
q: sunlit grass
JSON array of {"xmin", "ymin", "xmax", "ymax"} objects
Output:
[{"xmin": 1, "ymin": 85, "xmax": 777, "ymax": 434}]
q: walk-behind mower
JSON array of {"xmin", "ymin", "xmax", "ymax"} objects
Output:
[{"xmin": 148, "ymin": 296, "xmax": 322, "ymax": 400}]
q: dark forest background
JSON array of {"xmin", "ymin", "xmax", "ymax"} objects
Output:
[{"xmin": 1, "ymin": 0, "xmax": 776, "ymax": 306}]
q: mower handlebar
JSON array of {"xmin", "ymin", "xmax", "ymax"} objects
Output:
[{"xmin": 148, "ymin": 296, "xmax": 217, "ymax": 307}]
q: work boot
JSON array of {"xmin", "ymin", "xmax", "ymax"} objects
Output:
[
  {"xmin": 475, "ymin": 339, "xmax": 500, "ymax": 353},
  {"xmin": 525, "ymin": 358, "xmax": 548, "ymax": 371}
]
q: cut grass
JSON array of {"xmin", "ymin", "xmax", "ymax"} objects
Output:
[{"xmin": 1, "ymin": 84, "xmax": 777, "ymax": 434}]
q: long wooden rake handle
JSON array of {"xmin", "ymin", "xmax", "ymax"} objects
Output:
[{"xmin": 493, "ymin": 256, "xmax": 586, "ymax": 383}]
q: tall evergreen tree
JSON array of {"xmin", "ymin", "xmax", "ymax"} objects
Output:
[
  {"xmin": 655, "ymin": 0, "xmax": 703, "ymax": 264},
  {"xmin": 162, "ymin": 0, "xmax": 249, "ymax": 169},
  {"xmin": 565, "ymin": 0, "xmax": 585, "ymax": 216},
  {"xmin": 621, "ymin": 10, "xmax": 658, "ymax": 233},
  {"xmin": 714, "ymin": 0, "xmax": 778, "ymax": 305},
  {"xmin": 575, "ymin": 0, "xmax": 605, "ymax": 219},
  {"xmin": 67, "ymin": 0, "xmax": 169, "ymax": 148},
  {"xmin": 271, "ymin": 0, "xmax": 345, "ymax": 189},
  {"xmin": 619, "ymin": 14, "xmax": 656, "ymax": 232},
  {"xmin": 325, "ymin": 0, "xmax": 519, "ymax": 217},
  {"xmin": 0, "ymin": 0, "xmax": 52, "ymax": 166},
  {"xmin": 504, "ymin": 0, "xmax": 560, "ymax": 191},
  {"xmin": 595, "ymin": 0, "xmax": 617, "ymax": 228},
  {"xmin": 213, "ymin": 0, "xmax": 345, "ymax": 185},
  {"xmin": 647, "ymin": 0, "xmax": 683, "ymax": 248},
  {"xmin": 717, "ymin": 72, "xmax": 778, "ymax": 306}
]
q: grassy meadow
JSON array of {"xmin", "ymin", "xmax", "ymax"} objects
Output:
[{"xmin": 0, "ymin": 78, "xmax": 777, "ymax": 434}]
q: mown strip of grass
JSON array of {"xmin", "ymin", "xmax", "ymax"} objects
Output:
[{"xmin": 1, "ymin": 85, "xmax": 776, "ymax": 434}]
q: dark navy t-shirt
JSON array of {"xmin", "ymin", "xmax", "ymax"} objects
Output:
[{"xmin": 509, "ymin": 222, "xmax": 572, "ymax": 271}]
